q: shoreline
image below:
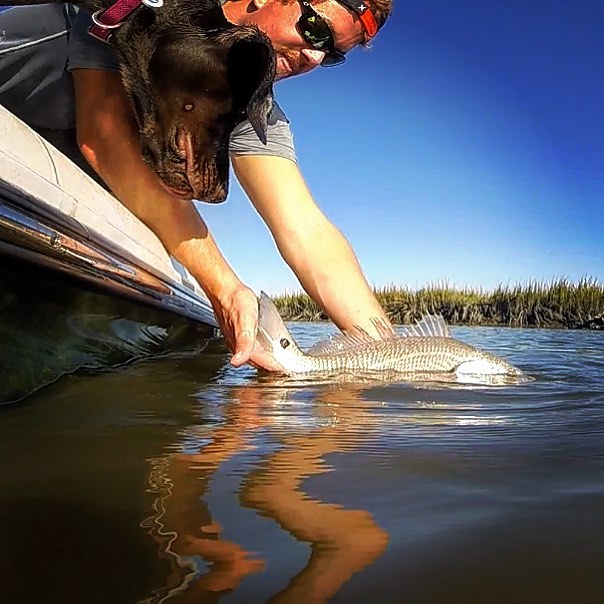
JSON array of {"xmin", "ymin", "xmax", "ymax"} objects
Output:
[{"xmin": 272, "ymin": 279, "xmax": 604, "ymax": 330}]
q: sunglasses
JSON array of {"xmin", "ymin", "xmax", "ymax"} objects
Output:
[{"xmin": 297, "ymin": 0, "xmax": 347, "ymax": 67}]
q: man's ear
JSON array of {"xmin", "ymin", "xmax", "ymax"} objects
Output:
[
  {"xmin": 228, "ymin": 36, "xmax": 276, "ymax": 143},
  {"xmin": 214, "ymin": 25, "xmax": 276, "ymax": 144}
]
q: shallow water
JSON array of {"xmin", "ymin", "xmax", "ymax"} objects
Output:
[{"xmin": 1, "ymin": 323, "xmax": 603, "ymax": 603}]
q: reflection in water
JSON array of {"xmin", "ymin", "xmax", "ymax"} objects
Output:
[
  {"xmin": 140, "ymin": 383, "xmax": 390, "ymax": 603},
  {"xmin": 2, "ymin": 324, "xmax": 602, "ymax": 603}
]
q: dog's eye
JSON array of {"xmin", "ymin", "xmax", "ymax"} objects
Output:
[
  {"xmin": 280, "ymin": 338, "xmax": 290, "ymax": 349},
  {"xmin": 183, "ymin": 103, "xmax": 194, "ymax": 112}
]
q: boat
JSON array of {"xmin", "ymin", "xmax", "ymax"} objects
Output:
[{"xmin": 0, "ymin": 104, "xmax": 219, "ymax": 405}]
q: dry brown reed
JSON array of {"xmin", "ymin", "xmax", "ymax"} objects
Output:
[{"xmin": 272, "ymin": 278, "xmax": 604, "ymax": 329}]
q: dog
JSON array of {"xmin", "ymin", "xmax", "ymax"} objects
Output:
[{"xmin": 0, "ymin": 0, "xmax": 276, "ymax": 202}]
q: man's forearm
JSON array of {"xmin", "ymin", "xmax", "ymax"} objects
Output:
[
  {"xmin": 232, "ymin": 154, "xmax": 391, "ymax": 335},
  {"xmin": 283, "ymin": 220, "xmax": 389, "ymax": 333},
  {"xmin": 72, "ymin": 69, "xmax": 240, "ymax": 301}
]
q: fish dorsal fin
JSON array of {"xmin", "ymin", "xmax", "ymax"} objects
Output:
[
  {"xmin": 399, "ymin": 314, "xmax": 451, "ymax": 338},
  {"xmin": 306, "ymin": 317, "xmax": 396, "ymax": 356}
]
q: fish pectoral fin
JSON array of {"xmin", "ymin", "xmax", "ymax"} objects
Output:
[
  {"xmin": 307, "ymin": 333, "xmax": 362, "ymax": 355},
  {"xmin": 306, "ymin": 326, "xmax": 381, "ymax": 355},
  {"xmin": 306, "ymin": 317, "xmax": 397, "ymax": 355}
]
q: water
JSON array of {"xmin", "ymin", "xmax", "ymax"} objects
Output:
[
  {"xmin": 1, "ymin": 323, "xmax": 603, "ymax": 603},
  {"xmin": 0, "ymin": 258, "xmax": 214, "ymax": 404}
]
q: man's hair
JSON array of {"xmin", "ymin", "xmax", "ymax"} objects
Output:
[{"xmin": 366, "ymin": 0, "xmax": 393, "ymax": 35}]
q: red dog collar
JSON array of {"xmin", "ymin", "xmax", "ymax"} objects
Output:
[{"xmin": 88, "ymin": 0, "xmax": 163, "ymax": 43}]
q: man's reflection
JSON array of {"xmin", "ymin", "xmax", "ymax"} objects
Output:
[{"xmin": 140, "ymin": 381, "xmax": 389, "ymax": 603}]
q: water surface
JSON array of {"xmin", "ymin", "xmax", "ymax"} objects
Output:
[{"xmin": 1, "ymin": 323, "xmax": 603, "ymax": 603}]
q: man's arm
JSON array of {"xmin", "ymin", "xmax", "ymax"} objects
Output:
[
  {"xmin": 232, "ymin": 154, "xmax": 392, "ymax": 337},
  {"xmin": 72, "ymin": 69, "xmax": 280, "ymax": 369}
]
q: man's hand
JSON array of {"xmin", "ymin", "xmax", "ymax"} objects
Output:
[
  {"xmin": 209, "ymin": 285, "xmax": 285, "ymax": 372},
  {"xmin": 73, "ymin": 70, "xmax": 285, "ymax": 373}
]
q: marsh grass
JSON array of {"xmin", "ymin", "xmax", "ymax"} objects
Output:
[{"xmin": 273, "ymin": 278, "xmax": 604, "ymax": 329}]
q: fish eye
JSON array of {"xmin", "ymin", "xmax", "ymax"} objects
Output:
[{"xmin": 280, "ymin": 338, "xmax": 290, "ymax": 349}]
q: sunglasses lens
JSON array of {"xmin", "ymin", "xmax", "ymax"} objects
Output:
[
  {"xmin": 299, "ymin": 14, "xmax": 334, "ymax": 51},
  {"xmin": 321, "ymin": 52, "xmax": 346, "ymax": 67},
  {"xmin": 298, "ymin": 2, "xmax": 347, "ymax": 68}
]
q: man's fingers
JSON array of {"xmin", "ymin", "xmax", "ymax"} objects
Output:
[
  {"xmin": 230, "ymin": 329, "xmax": 255, "ymax": 367},
  {"xmin": 249, "ymin": 348, "xmax": 286, "ymax": 373}
]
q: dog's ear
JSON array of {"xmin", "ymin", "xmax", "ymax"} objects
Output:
[{"xmin": 222, "ymin": 27, "xmax": 276, "ymax": 144}]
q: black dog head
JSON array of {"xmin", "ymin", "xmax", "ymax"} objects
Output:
[
  {"xmin": 0, "ymin": 1, "xmax": 276, "ymax": 200},
  {"xmin": 117, "ymin": 21, "xmax": 275, "ymax": 202}
]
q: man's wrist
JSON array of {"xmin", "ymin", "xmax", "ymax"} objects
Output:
[{"xmin": 172, "ymin": 233, "xmax": 240, "ymax": 299}]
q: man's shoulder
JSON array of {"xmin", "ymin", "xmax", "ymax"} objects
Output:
[
  {"xmin": 67, "ymin": 8, "xmax": 121, "ymax": 73},
  {"xmin": 230, "ymin": 99, "xmax": 297, "ymax": 163}
]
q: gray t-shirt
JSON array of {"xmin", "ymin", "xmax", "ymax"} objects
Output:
[
  {"xmin": 0, "ymin": 5, "xmax": 78, "ymax": 130},
  {"xmin": 67, "ymin": 10, "xmax": 297, "ymax": 163}
]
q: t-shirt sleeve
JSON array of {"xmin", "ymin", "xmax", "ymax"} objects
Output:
[
  {"xmin": 67, "ymin": 9, "xmax": 120, "ymax": 73},
  {"xmin": 67, "ymin": 10, "xmax": 297, "ymax": 164},
  {"xmin": 229, "ymin": 101, "xmax": 297, "ymax": 164}
]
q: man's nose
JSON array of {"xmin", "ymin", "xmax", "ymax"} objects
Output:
[{"xmin": 300, "ymin": 48, "xmax": 326, "ymax": 68}]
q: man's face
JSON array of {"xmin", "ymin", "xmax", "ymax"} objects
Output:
[{"xmin": 230, "ymin": 0, "xmax": 365, "ymax": 80}]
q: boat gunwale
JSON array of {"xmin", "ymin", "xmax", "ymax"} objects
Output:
[{"xmin": 0, "ymin": 195, "xmax": 218, "ymax": 327}]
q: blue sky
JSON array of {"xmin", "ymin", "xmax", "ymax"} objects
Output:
[{"xmin": 200, "ymin": 0, "xmax": 604, "ymax": 295}]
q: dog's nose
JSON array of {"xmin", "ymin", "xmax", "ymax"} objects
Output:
[
  {"xmin": 196, "ymin": 184, "xmax": 227, "ymax": 204},
  {"xmin": 189, "ymin": 154, "xmax": 229, "ymax": 203}
]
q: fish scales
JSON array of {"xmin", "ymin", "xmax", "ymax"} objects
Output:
[
  {"xmin": 256, "ymin": 292, "xmax": 529, "ymax": 384},
  {"xmin": 293, "ymin": 338, "xmax": 496, "ymax": 373}
]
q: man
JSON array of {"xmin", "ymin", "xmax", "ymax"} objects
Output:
[{"xmin": 2, "ymin": 0, "xmax": 394, "ymax": 371}]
